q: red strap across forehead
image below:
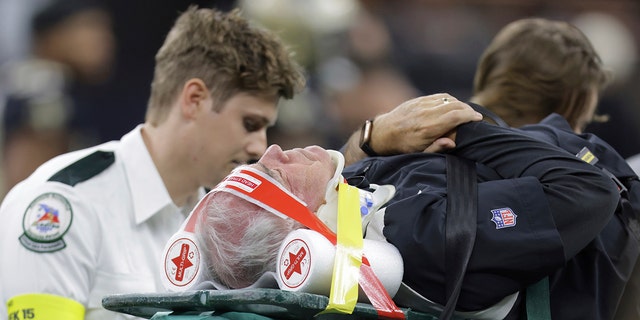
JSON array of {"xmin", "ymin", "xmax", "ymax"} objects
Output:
[
  {"xmin": 215, "ymin": 167, "xmax": 337, "ymax": 242},
  {"xmin": 213, "ymin": 166, "xmax": 405, "ymax": 319}
]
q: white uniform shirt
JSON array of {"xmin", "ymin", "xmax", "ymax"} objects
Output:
[{"xmin": 0, "ymin": 125, "xmax": 201, "ymax": 319}]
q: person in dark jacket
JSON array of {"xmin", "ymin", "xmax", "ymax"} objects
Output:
[
  {"xmin": 470, "ymin": 17, "xmax": 640, "ymax": 319},
  {"xmin": 188, "ymin": 98, "xmax": 619, "ymax": 319}
]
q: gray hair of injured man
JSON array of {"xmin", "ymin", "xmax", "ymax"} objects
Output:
[{"xmin": 196, "ymin": 191, "xmax": 302, "ymax": 288}]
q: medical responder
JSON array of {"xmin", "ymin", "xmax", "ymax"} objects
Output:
[{"xmin": 0, "ymin": 6, "xmax": 305, "ymax": 319}]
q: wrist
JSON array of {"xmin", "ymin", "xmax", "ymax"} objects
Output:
[{"xmin": 359, "ymin": 118, "xmax": 379, "ymax": 157}]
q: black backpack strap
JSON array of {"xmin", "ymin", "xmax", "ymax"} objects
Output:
[
  {"xmin": 440, "ymin": 154, "xmax": 478, "ymax": 320},
  {"xmin": 467, "ymin": 102, "xmax": 510, "ymax": 128}
]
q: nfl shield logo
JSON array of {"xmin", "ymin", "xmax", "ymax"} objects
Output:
[{"xmin": 491, "ymin": 207, "xmax": 517, "ymax": 229}]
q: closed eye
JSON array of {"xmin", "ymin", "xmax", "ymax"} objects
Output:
[
  {"xmin": 244, "ymin": 116, "xmax": 269, "ymax": 133},
  {"xmin": 257, "ymin": 163, "xmax": 292, "ymax": 192}
]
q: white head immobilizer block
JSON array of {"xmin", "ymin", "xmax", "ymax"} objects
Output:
[{"xmin": 276, "ymin": 228, "xmax": 404, "ymax": 301}]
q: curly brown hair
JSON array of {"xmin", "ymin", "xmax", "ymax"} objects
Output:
[{"xmin": 146, "ymin": 6, "xmax": 306, "ymax": 125}]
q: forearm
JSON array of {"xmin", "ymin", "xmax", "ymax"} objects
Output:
[
  {"xmin": 453, "ymin": 121, "xmax": 620, "ymax": 258},
  {"xmin": 452, "ymin": 121, "xmax": 605, "ymax": 182}
]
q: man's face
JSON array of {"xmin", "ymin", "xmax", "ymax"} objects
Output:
[
  {"xmin": 193, "ymin": 93, "xmax": 278, "ymax": 188},
  {"xmin": 254, "ymin": 144, "xmax": 336, "ymax": 212}
]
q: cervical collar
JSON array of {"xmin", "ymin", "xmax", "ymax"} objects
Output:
[{"xmin": 316, "ymin": 151, "xmax": 396, "ymax": 233}]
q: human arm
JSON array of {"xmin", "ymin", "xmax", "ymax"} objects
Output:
[
  {"xmin": 0, "ymin": 183, "xmax": 98, "ymax": 319},
  {"xmin": 341, "ymin": 94, "xmax": 483, "ymax": 166},
  {"xmin": 345, "ymin": 121, "xmax": 619, "ymax": 310},
  {"xmin": 452, "ymin": 121, "xmax": 620, "ymax": 259}
]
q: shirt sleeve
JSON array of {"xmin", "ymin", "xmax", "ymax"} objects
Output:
[
  {"xmin": 454, "ymin": 121, "xmax": 620, "ymax": 260},
  {"xmin": 0, "ymin": 181, "xmax": 100, "ymax": 309},
  {"xmin": 352, "ymin": 121, "xmax": 620, "ymax": 311}
]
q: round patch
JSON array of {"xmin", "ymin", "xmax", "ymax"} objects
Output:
[
  {"xmin": 163, "ymin": 237, "xmax": 201, "ymax": 287},
  {"xmin": 278, "ymin": 237, "xmax": 311, "ymax": 289},
  {"xmin": 22, "ymin": 193, "xmax": 73, "ymax": 243}
]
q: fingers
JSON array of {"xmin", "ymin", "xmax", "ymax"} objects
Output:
[
  {"xmin": 372, "ymin": 93, "xmax": 482, "ymax": 155},
  {"xmin": 407, "ymin": 94, "xmax": 481, "ymax": 122},
  {"xmin": 406, "ymin": 93, "xmax": 458, "ymax": 109},
  {"xmin": 432, "ymin": 93, "xmax": 458, "ymax": 105},
  {"xmin": 437, "ymin": 101, "xmax": 484, "ymax": 124},
  {"xmin": 424, "ymin": 137, "xmax": 456, "ymax": 153}
]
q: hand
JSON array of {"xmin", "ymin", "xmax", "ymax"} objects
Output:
[{"xmin": 371, "ymin": 93, "xmax": 483, "ymax": 155}]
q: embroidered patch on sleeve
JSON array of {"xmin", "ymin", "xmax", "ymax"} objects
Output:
[
  {"xmin": 19, "ymin": 193, "xmax": 73, "ymax": 253},
  {"xmin": 490, "ymin": 207, "xmax": 517, "ymax": 229}
]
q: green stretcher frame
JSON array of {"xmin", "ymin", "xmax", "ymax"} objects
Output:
[{"xmin": 102, "ymin": 288, "xmax": 442, "ymax": 320}]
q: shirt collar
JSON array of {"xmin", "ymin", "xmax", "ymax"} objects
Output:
[
  {"xmin": 119, "ymin": 125, "xmax": 177, "ymax": 224},
  {"xmin": 539, "ymin": 113, "xmax": 573, "ymax": 131}
]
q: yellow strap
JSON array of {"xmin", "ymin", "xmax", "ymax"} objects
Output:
[
  {"xmin": 7, "ymin": 293, "xmax": 85, "ymax": 320},
  {"xmin": 321, "ymin": 182, "xmax": 363, "ymax": 315}
]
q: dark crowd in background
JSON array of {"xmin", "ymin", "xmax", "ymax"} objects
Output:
[{"xmin": 0, "ymin": 0, "xmax": 639, "ymax": 197}]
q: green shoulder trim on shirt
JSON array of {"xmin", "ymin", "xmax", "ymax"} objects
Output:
[{"xmin": 48, "ymin": 151, "xmax": 115, "ymax": 186}]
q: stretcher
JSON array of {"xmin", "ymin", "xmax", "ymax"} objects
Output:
[
  {"xmin": 110, "ymin": 155, "xmax": 482, "ymax": 320},
  {"xmin": 102, "ymin": 288, "xmax": 441, "ymax": 320}
]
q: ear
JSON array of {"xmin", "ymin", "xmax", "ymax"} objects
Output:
[{"xmin": 179, "ymin": 78, "xmax": 210, "ymax": 120}]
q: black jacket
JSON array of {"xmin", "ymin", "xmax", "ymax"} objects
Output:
[
  {"xmin": 342, "ymin": 119, "xmax": 621, "ymax": 317},
  {"xmin": 517, "ymin": 114, "xmax": 640, "ymax": 320}
]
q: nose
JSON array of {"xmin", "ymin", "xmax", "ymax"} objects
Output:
[
  {"xmin": 246, "ymin": 130, "xmax": 268, "ymax": 160},
  {"xmin": 261, "ymin": 144, "xmax": 288, "ymax": 164}
]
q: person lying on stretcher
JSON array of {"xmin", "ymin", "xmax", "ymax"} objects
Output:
[{"xmin": 162, "ymin": 96, "xmax": 619, "ymax": 319}]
